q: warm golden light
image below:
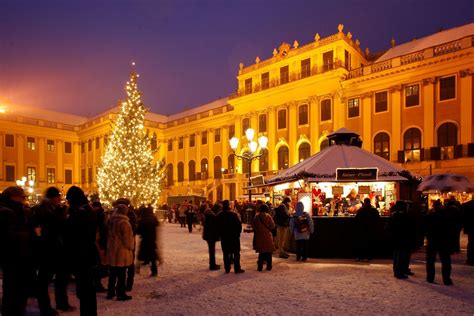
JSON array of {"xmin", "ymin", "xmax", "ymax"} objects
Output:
[
  {"xmin": 258, "ymin": 135, "xmax": 268, "ymax": 149},
  {"xmin": 229, "ymin": 136, "xmax": 239, "ymax": 151},
  {"xmin": 249, "ymin": 141, "xmax": 258, "ymax": 153},
  {"xmin": 245, "ymin": 128, "xmax": 255, "ymax": 142}
]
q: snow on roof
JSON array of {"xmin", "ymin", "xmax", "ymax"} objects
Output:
[
  {"xmin": 271, "ymin": 144, "xmax": 407, "ymax": 182},
  {"xmin": 376, "ymin": 22, "xmax": 474, "ymax": 62},
  {"xmin": 167, "ymin": 97, "xmax": 229, "ymax": 121},
  {"xmin": 7, "ymin": 104, "xmax": 88, "ymax": 125}
]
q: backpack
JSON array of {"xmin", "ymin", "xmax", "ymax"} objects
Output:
[{"xmin": 295, "ymin": 214, "xmax": 309, "ymax": 233}]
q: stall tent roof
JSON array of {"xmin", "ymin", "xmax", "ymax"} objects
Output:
[{"xmin": 270, "ymin": 144, "xmax": 408, "ymax": 183}]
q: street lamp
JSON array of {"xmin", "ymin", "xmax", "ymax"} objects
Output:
[{"xmin": 229, "ymin": 128, "xmax": 268, "ymax": 231}]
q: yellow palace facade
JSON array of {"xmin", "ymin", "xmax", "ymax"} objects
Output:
[{"xmin": 1, "ymin": 23, "xmax": 473, "ymax": 202}]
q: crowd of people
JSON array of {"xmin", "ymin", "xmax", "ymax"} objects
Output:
[
  {"xmin": 0, "ymin": 186, "xmax": 161, "ymax": 316},
  {"xmin": 1, "ymin": 185, "xmax": 473, "ymax": 315}
]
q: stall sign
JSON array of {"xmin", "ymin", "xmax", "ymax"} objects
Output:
[
  {"xmin": 250, "ymin": 175, "xmax": 265, "ymax": 187},
  {"xmin": 336, "ymin": 168, "xmax": 378, "ymax": 181},
  {"xmin": 358, "ymin": 185, "xmax": 370, "ymax": 194},
  {"xmin": 332, "ymin": 186, "xmax": 344, "ymax": 196}
]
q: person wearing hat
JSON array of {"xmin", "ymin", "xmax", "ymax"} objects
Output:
[
  {"xmin": 31, "ymin": 186, "xmax": 74, "ymax": 314},
  {"xmin": 0, "ymin": 186, "xmax": 35, "ymax": 316},
  {"xmin": 289, "ymin": 202, "xmax": 314, "ymax": 262},
  {"xmin": 253, "ymin": 203, "xmax": 276, "ymax": 271},
  {"xmin": 64, "ymin": 186, "xmax": 99, "ymax": 316},
  {"xmin": 202, "ymin": 203, "xmax": 221, "ymax": 271}
]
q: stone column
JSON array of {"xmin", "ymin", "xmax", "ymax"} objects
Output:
[
  {"xmin": 460, "ymin": 70, "xmax": 473, "ymax": 143},
  {"xmin": 361, "ymin": 92, "xmax": 373, "ymax": 151},
  {"xmin": 422, "ymin": 78, "xmax": 436, "ymax": 149},
  {"xmin": 288, "ymin": 102, "xmax": 297, "ymax": 165},
  {"xmin": 73, "ymin": 142, "xmax": 80, "ymax": 185},
  {"xmin": 172, "ymin": 137, "xmax": 178, "ymax": 185},
  {"xmin": 208, "ymin": 129, "xmax": 214, "ymax": 179},
  {"xmin": 234, "ymin": 116, "xmax": 242, "ymax": 173},
  {"xmin": 333, "ymin": 96, "xmax": 345, "ymax": 130},
  {"xmin": 184, "ymin": 135, "xmax": 189, "ymax": 181},
  {"xmin": 390, "ymin": 85, "xmax": 402, "ymax": 161},
  {"xmin": 222, "ymin": 126, "xmax": 229, "ymax": 168},
  {"xmin": 268, "ymin": 107, "xmax": 277, "ymax": 171},
  {"xmin": 57, "ymin": 140, "xmax": 64, "ymax": 184},
  {"xmin": 309, "ymin": 95, "xmax": 320, "ymax": 154}
]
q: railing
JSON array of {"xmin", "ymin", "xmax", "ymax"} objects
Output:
[
  {"xmin": 371, "ymin": 59, "xmax": 392, "ymax": 73},
  {"xmin": 400, "ymin": 51, "xmax": 424, "ymax": 65},
  {"xmin": 434, "ymin": 39, "xmax": 462, "ymax": 56}
]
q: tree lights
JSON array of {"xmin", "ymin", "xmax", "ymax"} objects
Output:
[{"xmin": 97, "ymin": 67, "xmax": 165, "ymax": 209}]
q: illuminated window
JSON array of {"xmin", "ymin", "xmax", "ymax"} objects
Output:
[
  {"xmin": 47, "ymin": 139, "xmax": 55, "ymax": 152},
  {"xmin": 323, "ymin": 51, "xmax": 333, "ymax": 71},
  {"xmin": 321, "ymin": 99, "xmax": 331, "ymax": 122},
  {"xmin": 298, "ymin": 104, "xmax": 308, "ymax": 125},
  {"xmin": 439, "ymin": 76, "xmax": 455, "ymax": 101},
  {"xmin": 374, "ymin": 132, "xmax": 390, "ymax": 160},
  {"xmin": 278, "ymin": 146, "xmax": 289, "ymax": 170},
  {"xmin": 280, "ymin": 65, "xmax": 289, "ymax": 84},
  {"xmin": 47, "ymin": 168, "xmax": 55, "ymax": 184},
  {"xmin": 81, "ymin": 142, "xmax": 85, "ymax": 153},
  {"xmin": 228, "ymin": 155, "xmax": 235, "ymax": 174},
  {"xmin": 348, "ymin": 98, "xmax": 360, "ymax": 118},
  {"xmin": 404, "ymin": 128, "xmax": 422, "ymax": 162},
  {"xmin": 278, "ymin": 109, "xmax": 287, "ymax": 129},
  {"xmin": 438, "ymin": 123, "xmax": 457, "ymax": 160},
  {"xmin": 64, "ymin": 142, "xmax": 72, "ymax": 154},
  {"xmin": 405, "ymin": 84, "xmax": 419, "ymax": 107},
  {"xmin": 27, "ymin": 137, "xmax": 36, "ymax": 150},
  {"xmin": 201, "ymin": 159, "xmax": 208, "ymax": 180},
  {"xmin": 301, "ymin": 58, "xmax": 311, "ymax": 78},
  {"xmin": 27, "ymin": 167, "xmax": 36, "ymax": 182},
  {"xmin": 375, "ymin": 91, "xmax": 388, "ymax": 113},
  {"xmin": 345, "ymin": 50, "xmax": 351, "ymax": 70},
  {"xmin": 298, "ymin": 143, "xmax": 311, "ymax": 161},
  {"xmin": 261, "ymin": 72, "xmax": 269, "ymax": 90},
  {"xmin": 5, "ymin": 134, "xmax": 14, "ymax": 147},
  {"xmin": 259, "ymin": 114, "xmax": 267, "ymax": 133},
  {"xmin": 259, "ymin": 149, "xmax": 268, "ymax": 172}
]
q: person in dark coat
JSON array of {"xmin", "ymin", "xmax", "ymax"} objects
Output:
[
  {"xmin": 31, "ymin": 187, "xmax": 73, "ymax": 315},
  {"xmin": 444, "ymin": 196, "xmax": 463, "ymax": 253},
  {"xmin": 387, "ymin": 201, "xmax": 416, "ymax": 279},
  {"xmin": 274, "ymin": 197, "xmax": 291, "ymax": 259},
  {"xmin": 202, "ymin": 203, "xmax": 221, "ymax": 270},
  {"xmin": 216, "ymin": 200, "xmax": 244, "ymax": 274},
  {"xmin": 0, "ymin": 186, "xmax": 35, "ymax": 316},
  {"xmin": 185, "ymin": 205, "xmax": 196, "ymax": 233},
  {"xmin": 355, "ymin": 198, "xmax": 380, "ymax": 261},
  {"xmin": 253, "ymin": 203, "xmax": 275, "ymax": 271},
  {"xmin": 136, "ymin": 206, "xmax": 159, "ymax": 276},
  {"xmin": 424, "ymin": 200, "xmax": 455, "ymax": 285},
  {"xmin": 91, "ymin": 200, "xmax": 108, "ymax": 293},
  {"xmin": 64, "ymin": 186, "xmax": 99, "ymax": 316},
  {"xmin": 462, "ymin": 199, "xmax": 474, "ymax": 265}
]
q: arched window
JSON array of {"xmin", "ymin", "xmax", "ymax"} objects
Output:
[
  {"xmin": 374, "ymin": 132, "xmax": 390, "ymax": 160},
  {"xmin": 214, "ymin": 156, "xmax": 222, "ymax": 179},
  {"xmin": 278, "ymin": 146, "xmax": 289, "ymax": 170},
  {"xmin": 242, "ymin": 151, "xmax": 250, "ymax": 175},
  {"xmin": 298, "ymin": 143, "xmax": 311, "ymax": 162},
  {"xmin": 188, "ymin": 160, "xmax": 196, "ymax": 181},
  {"xmin": 403, "ymin": 128, "xmax": 422, "ymax": 162},
  {"xmin": 259, "ymin": 149, "xmax": 268, "ymax": 172},
  {"xmin": 438, "ymin": 123, "xmax": 457, "ymax": 160},
  {"xmin": 320, "ymin": 138, "xmax": 329, "ymax": 151},
  {"xmin": 177, "ymin": 162, "xmax": 184, "ymax": 182},
  {"xmin": 201, "ymin": 158, "xmax": 208, "ymax": 180},
  {"xmin": 167, "ymin": 164, "xmax": 173, "ymax": 186},
  {"xmin": 228, "ymin": 154, "xmax": 235, "ymax": 174}
]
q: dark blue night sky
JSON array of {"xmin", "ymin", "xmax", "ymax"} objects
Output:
[{"xmin": 0, "ymin": 0, "xmax": 472, "ymax": 116}]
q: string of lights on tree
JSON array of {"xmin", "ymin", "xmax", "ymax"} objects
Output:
[{"xmin": 97, "ymin": 63, "xmax": 165, "ymax": 208}]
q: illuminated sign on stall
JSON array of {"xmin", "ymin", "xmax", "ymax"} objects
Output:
[{"xmin": 336, "ymin": 168, "xmax": 378, "ymax": 181}]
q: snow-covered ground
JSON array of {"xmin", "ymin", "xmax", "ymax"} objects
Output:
[{"xmin": 13, "ymin": 223, "xmax": 474, "ymax": 315}]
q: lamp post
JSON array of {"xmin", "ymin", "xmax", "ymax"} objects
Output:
[{"xmin": 229, "ymin": 128, "xmax": 268, "ymax": 231}]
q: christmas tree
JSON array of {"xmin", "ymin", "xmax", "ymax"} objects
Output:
[{"xmin": 97, "ymin": 66, "xmax": 165, "ymax": 208}]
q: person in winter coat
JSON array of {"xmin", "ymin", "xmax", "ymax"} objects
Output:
[
  {"xmin": 216, "ymin": 200, "xmax": 245, "ymax": 274},
  {"xmin": 386, "ymin": 201, "xmax": 416, "ymax": 279},
  {"xmin": 136, "ymin": 206, "xmax": 159, "ymax": 276},
  {"xmin": 424, "ymin": 200, "xmax": 455, "ymax": 285},
  {"xmin": 91, "ymin": 200, "xmax": 108, "ymax": 293},
  {"xmin": 354, "ymin": 198, "xmax": 380, "ymax": 261},
  {"xmin": 289, "ymin": 202, "xmax": 314, "ymax": 262},
  {"xmin": 462, "ymin": 199, "xmax": 474, "ymax": 265},
  {"xmin": 202, "ymin": 203, "xmax": 221, "ymax": 270},
  {"xmin": 106, "ymin": 204, "xmax": 135, "ymax": 300},
  {"xmin": 185, "ymin": 205, "xmax": 196, "ymax": 233},
  {"xmin": 0, "ymin": 186, "xmax": 35, "ymax": 316},
  {"xmin": 31, "ymin": 187, "xmax": 73, "ymax": 315},
  {"xmin": 64, "ymin": 186, "xmax": 99, "ymax": 316},
  {"xmin": 274, "ymin": 197, "xmax": 291, "ymax": 258},
  {"xmin": 253, "ymin": 203, "xmax": 276, "ymax": 271}
]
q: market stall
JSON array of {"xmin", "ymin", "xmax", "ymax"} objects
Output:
[{"xmin": 268, "ymin": 128, "xmax": 417, "ymax": 258}]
